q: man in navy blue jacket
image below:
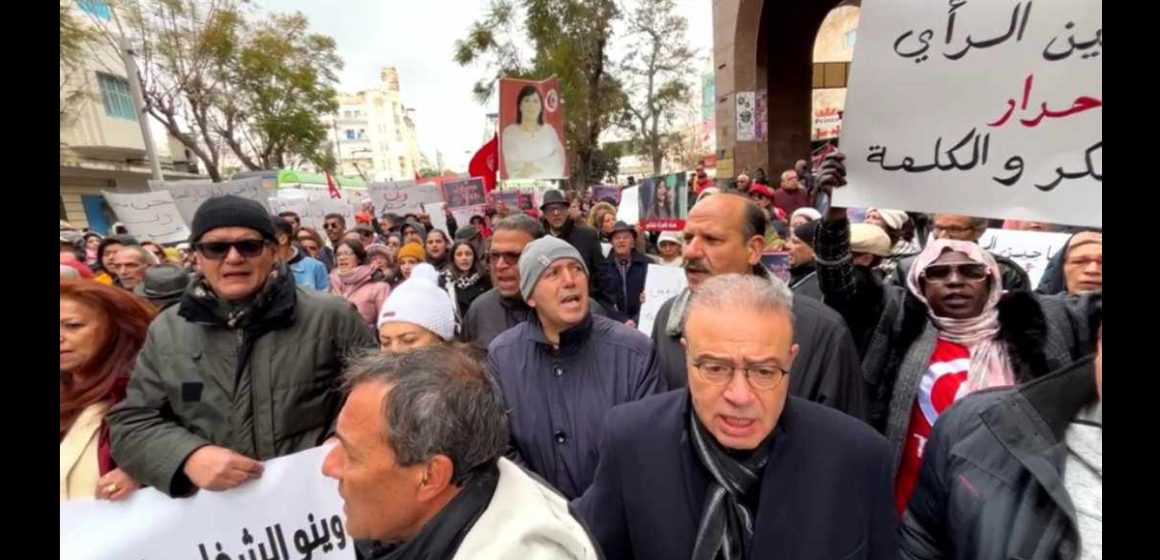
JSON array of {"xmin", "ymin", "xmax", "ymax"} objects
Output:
[{"xmin": 575, "ymin": 273, "xmax": 897, "ymax": 560}]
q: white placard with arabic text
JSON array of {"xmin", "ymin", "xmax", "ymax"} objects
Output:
[
  {"xmin": 978, "ymin": 228, "xmax": 1071, "ymax": 288},
  {"xmin": 60, "ymin": 446, "xmax": 352, "ymax": 560},
  {"xmin": 149, "ymin": 178, "xmax": 271, "ymax": 226},
  {"xmin": 369, "ymin": 181, "xmax": 444, "ymax": 217},
  {"xmin": 638, "ymin": 264, "xmax": 688, "ymax": 335},
  {"xmin": 840, "ymin": 0, "xmax": 1101, "ymax": 228},
  {"xmin": 102, "ymin": 190, "xmax": 191, "ymax": 244}
]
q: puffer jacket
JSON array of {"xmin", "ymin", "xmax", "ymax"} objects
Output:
[
  {"xmin": 814, "ymin": 218, "xmax": 1100, "ymax": 470},
  {"xmin": 900, "ymin": 358, "xmax": 1099, "ymax": 560},
  {"xmin": 329, "ymin": 265, "xmax": 391, "ymax": 327},
  {"xmin": 107, "ymin": 264, "xmax": 377, "ymax": 497}
]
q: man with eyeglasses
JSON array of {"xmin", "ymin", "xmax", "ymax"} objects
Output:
[
  {"xmin": 462, "ymin": 213, "xmax": 611, "ymax": 349},
  {"xmin": 107, "ymin": 195, "xmax": 377, "ymax": 497},
  {"xmin": 650, "ymin": 193, "xmax": 867, "ymax": 421},
  {"xmin": 889, "ymin": 213, "xmax": 1031, "ymax": 292},
  {"xmin": 487, "ymin": 236, "xmax": 660, "ymax": 500},
  {"xmin": 576, "ymin": 273, "xmax": 896, "ymax": 560}
]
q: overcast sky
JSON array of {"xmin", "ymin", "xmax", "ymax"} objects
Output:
[{"xmin": 260, "ymin": 0, "xmax": 713, "ymax": 171}]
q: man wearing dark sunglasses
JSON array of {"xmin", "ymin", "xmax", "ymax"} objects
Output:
[
  {"xmin": 812, "ymin": 153, "xmax": 1101, "ymax": 512},
  {"xmin": 108, "ymin": 195, "xmax": 377, "ymax": 498}
]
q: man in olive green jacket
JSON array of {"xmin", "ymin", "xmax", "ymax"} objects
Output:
[{"xmin": 107, "ymin": 196, "xmax": 376, "ymax": 497}]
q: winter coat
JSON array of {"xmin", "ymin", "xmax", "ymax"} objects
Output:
[
  {"xmin": 487, "ymin": 312, "xmax": 661, "ymax": 499},
  {"xmin": 814, "ymin": 218, "xmax": 1100, "ymax": 469},
  {"xmin": 597, "ymin": 249, "xmax": 650, "ymax": 323},
  {"xmin": 900, "ymin": 358, "xmax": 1099, "ymax": 560},
  {"xmin": 107, "ymin": 264, "xmax": 377, "ymax": 497},
  {"xmin": 329, "ymin": 265, "xmax": 391, "ymax": 328}
]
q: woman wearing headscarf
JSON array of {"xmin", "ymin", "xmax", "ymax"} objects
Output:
[
  {"xmin": 61, "ymin": 280, "xmax": 155, "ymax": 501},
  {"xmin": 1036, "ymin": 231, "xmax": 1103, "ymax": 296},
  {"xmin": 810, "ymin": 165, "xmax": 1099, "ymax": 513},
  {"xmin": 329, "ymin": 239, "xmax": 391, "ymax": 329}
]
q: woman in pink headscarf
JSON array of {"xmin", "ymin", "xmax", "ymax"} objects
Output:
[{"xmin": 808, "ymin": 152, "xmax": 1102, "ymax": 514}]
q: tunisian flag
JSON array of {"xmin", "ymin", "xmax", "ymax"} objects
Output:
[{"xmin": 469, "ymin": 134, "xmax": 499, "ymax": 192}]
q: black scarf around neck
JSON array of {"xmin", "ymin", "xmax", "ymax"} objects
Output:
[
  {"xmin": 689, "ymin": 409, "xmax": 773, "ymax": 560},
  {"xmin": 366, "ymin": 472, "xmax": 498, "ymax": 560}
]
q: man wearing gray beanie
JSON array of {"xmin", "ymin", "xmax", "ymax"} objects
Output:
[
  {"xmin": 107, "ymin": 195, "xmax": 377, "ymax": 498},
  {"xmin": 486, "ymin": 235, "xmax": 662, "ymax": 500}
]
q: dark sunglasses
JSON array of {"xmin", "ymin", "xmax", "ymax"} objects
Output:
[
  {"xmin": 487, "ymin": 250, "xmax": 522, "ymax": 265},
  {"xmin": 195, "ymin": 239, "xmax": 268, "ymax": 260},
  {"xmin": 922, "ymin": 263, "xmax": 988, "ymax": 282}
]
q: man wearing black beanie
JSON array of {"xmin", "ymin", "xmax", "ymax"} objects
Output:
[{"xmin": 108, "ymin": 195, "xmax": 377, "ymax": 498}]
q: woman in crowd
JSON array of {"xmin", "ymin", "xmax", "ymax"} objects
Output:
[
  {"xmin": 366, "ymin": 243, "xmax": 402, "ymax": 287},
  {"xmin": 377, "ymin": 264, "xmax": 458, "ymax": 352},
  {"xmin": 329, "ymin": 239, "xmax": 391, "ymax": 329},
  {"xmin": 439, "ymin": 241, "xmax": 492, "ymax": 323},
  {"xmin": 588, "ymin": 202, "xmax": 618, "ymax": 242},
  {"xmin": 295, "ymin": 227, "xmax": 326, "ymax": 260},
  {"xmin": 141, "ymin": 242, "xmax": 170, "ymax": 264},
  {"xmin": 397, "ymin": 242, "xmax": 427, "ymax": 281},
  {"xmin": 61, "ymin": 280, "xmax": 155, "ymax": 501},
  {"xmin": 1036, "ymin": 231, "xmax": 1103, "ymax": 296}
]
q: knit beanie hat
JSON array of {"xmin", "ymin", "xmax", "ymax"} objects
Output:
[
  {"xmin": 397, "ymin": 242, "xmax": 426, "ymax": 262},
  {"xmin": 518, "ymin": 236, "xmax": 587, "ymax": 301},
  {"xmin": 377, "ymin": 263, "xmax": 456, "ymax": 340},
  {"xmin": 190, "ymin": 195, "xmax": 276, "ymax": 243}
]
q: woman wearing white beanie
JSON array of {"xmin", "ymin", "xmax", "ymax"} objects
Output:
[{"xmin": 376, "ymin": 263, "xmax": 458, "ymax": 352}]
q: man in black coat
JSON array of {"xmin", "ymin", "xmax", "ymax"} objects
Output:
[
  {"xmin": 576, "ymin": 274, "xmax": 896, "ymax": 560},
  {"xmin": 598, "ymin": 221, "xmax": 650, "ymax": 325},
  {"xmin": 650, "ymin": 194, "xmax": 868, "ymax": 422},
  {"xmin": 540, "ymin": 189, "xmax": 611, "ymax": 302}
]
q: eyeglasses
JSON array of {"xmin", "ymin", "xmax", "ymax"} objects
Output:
[
  {"xmin": 691, "ymin": 359, "xmax": 788, "ymax": 390},
  {"xmin": 922, "ymin": 262, "xmax": 989, "ymax": 282},
  {"xmin": 487, "ymin": 250, "xmax": 523, "ymax": 265},
  {"xmin": 195, "ymin": 239, "xmax": 268, "ymax": 260}
]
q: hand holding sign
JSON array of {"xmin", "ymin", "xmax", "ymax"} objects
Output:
[{"xmin": 184, "ymin": 445, "xmax": 265, "ymax": 492}]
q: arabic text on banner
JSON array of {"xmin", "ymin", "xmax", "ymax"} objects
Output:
[
  {"xmin": 839, "ymin": 0, "xmax": 1101, "ymax": 227},
  {"xmin": 60, "ymin": 446, "xmax": 353, "ymax": 560},
  {"xmin": 148, "ymin": 178, "xmax": 271, "ymax": 226},
  {"xmin": 102, "ymin": 190, "xmax": 191, "ymax": 244},
  {"xmin": 369, "ymin": 181, "xmax": 444, "ymax": 217},
  {"xmin": 977, "ymin": 228, "xmax": 1071, "ymax": 287}
]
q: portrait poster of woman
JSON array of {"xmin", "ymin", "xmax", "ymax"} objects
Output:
[
  {"xmin": 499, "ymin": 77, "xmax": 568, "ymax": 180},
  {"xmin": 638, "ymin": 172, "xmax": 687, "ymax": 230}
]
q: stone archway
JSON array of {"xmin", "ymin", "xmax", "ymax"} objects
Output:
[{"xmin": 713, "ymin": 0, "xmax": 853, "ymax": 179}]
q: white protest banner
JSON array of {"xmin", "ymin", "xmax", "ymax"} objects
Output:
[
  {"xmin": 269, "ymin": 197, "xmax": 314, "ymax": 230},
  {"xmin": 735, "ymin": 91, "xmax": 756, "ymax": 142},
  {"xmin": 617, "ymin": 186, "xmax": 641, "ymax": 225},
  {"xmin": 60, "ymin": 446, "xmax": 352, "ymax": 560},
  {"xmin": 369, "ymin": 181, "xmax": 444, "ymax": 217},
  {"xmin": 102, "ymin": 190, "xmax": 191, "ymax": 244},
  {"xmin": 425, "ymin": 201, "xmax": 451, "ymax": 237},
  {"xmin": 149, "ymin": 178, "xmax": 270, "ymax": 226},
  {"xmin": 272, "ymin": 197, "xmax": 358, "ymax": 233},
  {"xmin": 638, "ymin": 264, "xmax": 688, "ymax": 335},
  {"xmin": 978, "ymin": 228, "xmax": 1071, "ymax": 288},
  {"xmin": 840, "ymin": 0, "xmax": 1101, "ymax": 228}
]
